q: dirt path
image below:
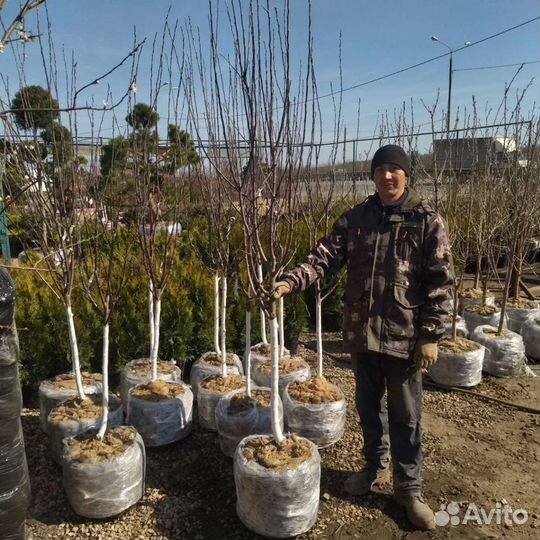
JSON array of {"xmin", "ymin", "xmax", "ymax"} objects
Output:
[{"xmin": 23, "ymin": 333, "xmax": 540, "ymax": 539}]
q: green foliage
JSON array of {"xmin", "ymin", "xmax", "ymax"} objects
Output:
[
  {"xmin": 126, "ymin": 103, "xmax": 159, "ymax": 131},
  {"xmin": 162, "ymin": 124, "xmax": 200, "ymax": 173},
  {"xmin": 40, "ymin": 122, "xmax": 73, "ymax": 166},
  {"xmin": 100, "ymin": 135, "xmax": 129, "ymax": 179},
  {"xmin": 11, "ymin": 85, "xmax": 60, "ymax": 132}
]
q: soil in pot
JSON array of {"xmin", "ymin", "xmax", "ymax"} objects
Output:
[
  {"xmin": 256, "ymin": 357, "xmax": 308, "ymax": 375},
  {"xmin": 127, "ymin": 358, "xmax": 179, "ymax": 376},
  {"xmin": 465, "ymin": 304, "xmax": 497, "ymax": 316},
  {"xmin": 251, "ymin": 343, "xmax": 271, "ymax": 356},
  {"xmin": 66, "ymin": 426, "xmax": 136, "ymax": 464},
  {"xmin": 461, "ymin": 288, "xmax": 486, "ymax": 299},
  {"xmin": 505, "ymin": 298, "xmax": 538, "ymax": 309},
  {"xmin": 130, "ymin": 379, "xmax": 185, "ymax": 401},
  {"xmin": 202, "ymin": 353, "xmax": 239, "ymax": 366},
  {"xmin": 438, "ymin": 336, "xmax": 481, "ymax": 353},
  {"xmin": 242, "ymin": 435, "xmax": 313, "ymax": 470},
  {"xmin": 287, "ymin": 376, "xmax": 344, "ymax": 404},
  {"xmin": 482, "ymin": 328, "xmax": 510, "ymax": 338},
  {"xmin": 200, "ymin": 374, "xmax": 246, "ymax": 393}
]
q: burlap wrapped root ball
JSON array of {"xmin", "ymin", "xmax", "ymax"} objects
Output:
[
  {"xmin": 283, "ymin": 377, "xmax": 346, "ymax": 448},
  {"xmin": 234, "ymin": 434, "xmax": 320, "ymax": 539},
  {"xmin": 38, "ymin": 372, "xmax": 103, "ymax": 432},
  {"xmin": 470, "ymin": 325, "xmax": 527, "ymax": 377},
  {"xmin": 197, "ymin": 374, "xmax": 246, "ymax": 432},
  {"xmin": 521, "ymin": 316, "xmax": 540, "ymax": 360},
  {"xmin": 503, "ymin": 300, "xmax": 540, "ymax": 333},
  {"xmin": 47, "ymin": 394, "xmax": 123, "ymax": 463},
  {"xmin": 120, "ymin": 358, "xmax": 182, "ymax": 411},
  {"xmin": 252, "ymin": 357, "xmax": 311, "ymax": 396},
  {"xmin": 62, "ymin": 426, "xmax": 145, "ymax": 519},
  {"xmin": 127, "ymin": 380, "xmax": 193, "ymax": 446},
  {"xmin": 215, "ymin": 387, "xmax": 283, "ymax": 457},
  {"xmin": 190, "ymin": 352, "xmax": 244, "ymax": 400},
  {"xmin": 429, "ymin": 337, "xmax": 485, "ymax": 387}
]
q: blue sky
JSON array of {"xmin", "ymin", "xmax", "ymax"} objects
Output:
[{"xmin": 1, "ymin": 0, "xmax": 539, "ymax": 156}]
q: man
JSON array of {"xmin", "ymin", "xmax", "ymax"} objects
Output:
[{"xmin": 273, "ymin": 144, "xmax": 454, "ymax": 530}]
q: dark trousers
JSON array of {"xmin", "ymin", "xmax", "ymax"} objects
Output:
[{"xmin": 351, "ymin": 351, "xmax": 423, "ymax": 496}]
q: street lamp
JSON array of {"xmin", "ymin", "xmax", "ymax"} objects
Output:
[{"xmin": 431, "ymin": 36, "xmax": 471, "ymax": 137}]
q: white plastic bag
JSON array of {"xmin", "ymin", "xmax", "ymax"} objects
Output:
[
  {"xmin": 127, "ymin": 383, "xmax": 193, "ymax": 446},
  {"xmin": 197, "ymin": 375, "xmax": 246, "ymax": 432},
  {"xmin": 189, "ymin": 352, "xmax": 243, "ymax": 400},
  {"xmin": 215, "ymin": 388, "xmax": 283, "ymax": 457},
  {"xmin": 505, "ymin": 302, "xmax": 540, "ymax": 333},
  {"xmin": 62, "ymin": 426, "xmax": 145, "ymax": 519},
  {"xmin": 120, "ymin": 359, "xmax": 182, "ymax": 411},
  {"xmin": 429, "ymin": 345, "xmax": 485, "ymax": 387},
  {"xmin": 38, "ymin": 373, "xmax": 103, "ymax": 432},
  {"xmin": 234, "ymin": 435, "xmax": 320, "ymax": 538},
  {"xmin": 282, "ymin": 381, "xmax": 346, "ymax": 448},
  {"xmin": 470, "ymin": 325, "xmax": 530, "ymax": 377},
  {"xmin": 47, "ymin": 395, "xmax": 123, "ymax": 463},
  {"xmin": 520, "ymin": 316, "xmax": 540, "ymax": 360}
]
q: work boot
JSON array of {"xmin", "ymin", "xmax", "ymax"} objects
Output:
[
  {"xmin": 344, "ymin": 468, "xmax": 391, "ymax": 496},
  {"xmin": 394, "ymin": 494, "xmax": 436, "ymax": 530}
]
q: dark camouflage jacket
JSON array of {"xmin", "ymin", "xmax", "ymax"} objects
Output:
[{"xmin": 284, "ymin": 188, "xmax": 454, "ymax": 359}]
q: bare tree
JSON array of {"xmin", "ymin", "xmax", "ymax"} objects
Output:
[{"xmin": 186, "ymin": 0, "xmax": 317, "ymax": 443}]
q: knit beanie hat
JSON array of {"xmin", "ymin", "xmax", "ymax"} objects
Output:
[{"xmin": 371, "ymin": 144, "xmax": 411, "ymax": 178}]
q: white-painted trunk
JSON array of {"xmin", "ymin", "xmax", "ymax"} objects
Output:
[
  {"xmin": 214, "ymin": 273, "xmax": 221, "ymax": 354},
  {"xmin": 244, "ymin": 308, "xmax": 252, "ymax": 397},
  {"xmin": 66, "ymin": 303, "xmax": 86, "ymax": 400},
  {"xmin": 258, "ymin": 264, "xmax": 268, "ymax": 344},
  {"xmin": 97, "ymin": 322, "xmax": 109, "ymax": 439},
  {"xmin": 220, "ymin": 276, "xmax": 227, "ymax": 378},
  {"xmin": 151, "ymin": 297, "xmax": 161, "ymax": 380},
  {"xmin": 316, "ymin": 283, "xmax": 323, "ymax": 377},
  {"xmin": 278, "ymin": 297, "xmax": 285, "ymax": 360},
  {"xmin": 269, "ymin": 316, "xmax": 284, "ymax": 444},
  {"xmin": 148, "ymin": 281, "xmax": 155, "ymax": 356}
]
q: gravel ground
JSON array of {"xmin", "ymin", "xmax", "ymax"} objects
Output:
[{"xmin": 22, "ymin": 333, "xmax": 540, "ymax": 540}]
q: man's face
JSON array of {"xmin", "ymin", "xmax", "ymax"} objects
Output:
[{"xmin": 373, "ymin": 163, "xmax": 407, "ymax": 204}]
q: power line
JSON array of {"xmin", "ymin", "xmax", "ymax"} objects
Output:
[
  {"xmin": 316, "ymin": 16, "xmax": 540, "ymax": 101},
  {"xmin": 455, "ymin": 60, "xmax": 540, "ymax": 72}
]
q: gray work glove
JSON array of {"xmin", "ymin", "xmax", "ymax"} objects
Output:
[
  {"xmin": 272, "ymin": 280, "xmax": 292, "ymax": 300},
  {"xmin": 413, "ymin": 339, "xmax": 438, "ymax": 370}
]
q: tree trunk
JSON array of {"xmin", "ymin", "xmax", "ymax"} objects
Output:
[
  {"xmin": 151, "ymin": 295, "xmax": 161, "ymax": 379},
  {"xmin": 97, "ymin": 322, "xmax": 110, "ymax": 439},
  {"xmin": 220, "ymin": 276, "xmax": 227, "ymax": 378},
  {"xmin": 269, "ymin": 315, "xmax": 284, "ymax": 444},
  {"xmin": 148, "ymin": 281, "xmax": 154, "ymax": 356},
  {"xmin": 244, "ymin": 307, "xmax": 252, "ymax": 397},
  {"xmin": 278, "ymin": 297, "xmax": 285, "ymax": 360},
  {"xmin": 66, "ymin": 302, "xmax": 86, "ymax": 400},
  {"xmin": 315, "ymin": 281, "xmax": 323, "ymax": 377},
  {"xmin": 214, "ymin": 273, "xmax": 221, "ymax": 353}
]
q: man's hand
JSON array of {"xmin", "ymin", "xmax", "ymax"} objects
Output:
[
  {"xmin": 413, "ymin": 340, "xmax": 438, "ymax": 370},
  {"xmin": 272, "ymin": 280, "xmax": 292, "ymax": 300}
]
